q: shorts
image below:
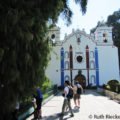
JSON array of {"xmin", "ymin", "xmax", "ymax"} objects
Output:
[
  {"xmin": 36, "ymin": 98, "xmax": 43, "ymax": 110},
  {"xmin": 74, "ymin": 94, "xmax": 80, "ymax": 100}
]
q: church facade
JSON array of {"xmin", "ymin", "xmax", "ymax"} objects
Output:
[{"xmin": 46, "ymin": 25, "xmax": 120, "ymax": 87}]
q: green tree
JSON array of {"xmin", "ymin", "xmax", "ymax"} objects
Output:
[
  {"xmin": 0, "ymin": 0, "xmax": 88, "ymax": 119},
  {"xmin": 107, "ymin": 9, "xmax": 120, "ymax": 47},
  {"xmin": 90, "ymin": 21, "xmax": 106, "ymax": 33}
]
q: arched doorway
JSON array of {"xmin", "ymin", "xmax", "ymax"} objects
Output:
[{"xmin": 74, "ymin": 70, "xmax": 86, "ymax": 89}]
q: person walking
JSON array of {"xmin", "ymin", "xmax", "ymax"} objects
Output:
[
  {"xmin": 73, "ymin": 81, "xmax": 83, "ymax": 108},
  {"xmin": 60, "ymin": 80, "xmax": 74, "ymax": 118}
]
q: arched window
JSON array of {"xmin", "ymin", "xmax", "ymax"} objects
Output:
[
  {"xmin": 64, "ymin": 51, "xmax": 69, "ymax": 58},
  {"xmin": 103, "ymin": 33, "xmax": 108, "ymax": 43},
  {"xmin": 65, "ymin": 75, "xmax": 70, "ymax": 81},
  {"xmin": 77, "ymin": 38, "xmax": 81, "ymax": 44},
  {"xmin": 90, "ymin": 61, "xmax": 95, "ymax": 69},
  {"xmin": 90, "ymin": 51, "xmax": 94, "ymax": 58},
  {"xmin": 91, "ymin": 75, "xmax": 96, "ymax": 84},
  {"xmin": 65, "ymin": 61, "xmax": 69, "ymax": 69}
]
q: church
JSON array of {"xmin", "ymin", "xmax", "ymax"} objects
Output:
[{"xmin": 45, "ymin": 25, "xmax": 120, "ymax": 87}]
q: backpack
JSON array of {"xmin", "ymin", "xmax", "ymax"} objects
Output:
[
  {"xmin": 77, "ymin": 85, "xmax": 82, "ymax": 94},
  {"xmin": 67, "ymin": 87, "xmax": 73, "ymax": 99}
]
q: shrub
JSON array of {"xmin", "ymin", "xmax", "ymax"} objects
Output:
[
  {"xmin": 118, "ymin": 84, "xmax": 120, "ymax": 93},
  {"xmin": 41, "ymin": 77, "xmax": 52, "ymax": 93},
  {"xmin": 107, "ymin": 80, "xmax": 119, "ymax": 85},
  {"xmin": 58, "ymin": 85, "xmax": 64, "ymax": 91},
  {"xmin": 107, "ymin": 80, "xmax": 119, "ymax": 92},
  {"xmin": 105, "ymin": 85, "xmax": 110, "ymax": 90}
]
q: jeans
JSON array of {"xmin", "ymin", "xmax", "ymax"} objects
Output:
[{"xmin": 62, "ymin": 99, "xmax": 73, "ymax": 115}]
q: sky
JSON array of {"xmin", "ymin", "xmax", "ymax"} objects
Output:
[{"xmin": 56, "ymin": 0, "xmax": 120, "ymax": 40}]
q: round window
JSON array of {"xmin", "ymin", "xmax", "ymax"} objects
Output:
[{"xmin": 76, "ymin": 55, "xmax": 83, "ymax": 63}]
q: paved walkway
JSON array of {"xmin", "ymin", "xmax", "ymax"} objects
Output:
[{"xmin": 26, "ymin": 90, "xmax": 120, "ymax": 120}]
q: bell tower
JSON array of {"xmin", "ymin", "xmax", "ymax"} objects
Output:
[
  {"xmin": 48, "ymin": 25, "xmax": 60, "ymax": 45},
  {"xmin": 94, "ymin": 25, "xmax": 113, "ymax": 45}
]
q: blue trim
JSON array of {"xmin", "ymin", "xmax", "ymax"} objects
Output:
[
  {"xmin": 61, "ymin": 47, "xmax": 64, "ymax": 87},
  {"xmin": 95, "ymin": 47, "xmax": 99, "ymax": 86}
]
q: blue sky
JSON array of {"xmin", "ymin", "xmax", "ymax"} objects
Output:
[{"xmin": 57, "ymin": 0, "xmax": 120, "ymax": 40}]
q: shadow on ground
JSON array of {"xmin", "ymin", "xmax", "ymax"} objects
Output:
[{"xmin": 32, "ymin": 107, "xmax": 80, "ymax": 120}]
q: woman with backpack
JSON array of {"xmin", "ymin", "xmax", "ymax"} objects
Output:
[{"xmin": 73, "ymin": 81, "xmax": 83, "ymax": 108}]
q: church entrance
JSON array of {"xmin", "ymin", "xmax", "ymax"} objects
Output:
[{"xmin": 74, "ymin": 70, "xmax": 86, "ymax": 89}]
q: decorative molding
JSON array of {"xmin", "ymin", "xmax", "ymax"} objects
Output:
[{"xmin": 61, "ymin": 29, "xmax": 96, "ymax": 45}]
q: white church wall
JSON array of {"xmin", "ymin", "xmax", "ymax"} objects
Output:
[
  {"xmin": 89, "ymin": 70, "xmax": 96, "ymax": 86},
  {"xmin": 61, "ymin": 32, "xmax": 98, "ymax": 86},
  {"xmin": 95, "ymin": 26, "xmax": 113, "ymax": 44},
  {"xmin": 62, "ymin": 33, "xmax": 96, "ymax": 70},
  {"xmin": 98, "ymin": 46, "xmax": 120, "ymax": 85},
  {"xmin": 46, "ymin": 46, "xmax": 61, "ymax": 85}
]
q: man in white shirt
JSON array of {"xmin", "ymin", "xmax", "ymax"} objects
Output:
[{"xmin": 60, "ymin": 80, "xmax": 74, "ymax": 117}]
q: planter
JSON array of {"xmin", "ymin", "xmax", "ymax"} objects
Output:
[
  {"xmin": 18, "ymin": 107, "xmax": 34, "ymax": 120},
  {"xmin": 97, "ymin": 87, "xmax": 120, "ymax": 103},
  {"xmin": 114, "ymin": 94, "xmax": 120, "ymax": 103},
  {"xmin": 104, "ymin": 89, "xmax": 117, "ymax": 99}
]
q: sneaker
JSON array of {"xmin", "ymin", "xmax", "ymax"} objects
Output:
[{"xmin": 70, "ymin": 114, "xmax": 74, "ymax": 117}]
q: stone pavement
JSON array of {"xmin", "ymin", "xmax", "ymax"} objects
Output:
[{"xmin": 26, "ymin": 90, "xmax": 120, "ymax": 120}]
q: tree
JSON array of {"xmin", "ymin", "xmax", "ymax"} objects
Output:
[
  {"xmin": 90, "ymin": 21, "xmax": 106, "ymax": 34},
  {"xmin": 0, "ymin": 0, "xmax": 88, "ymax": 119},
  {"xmin": 106, "ymin": 9, "xmax": 120, "ymax": 47}
]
